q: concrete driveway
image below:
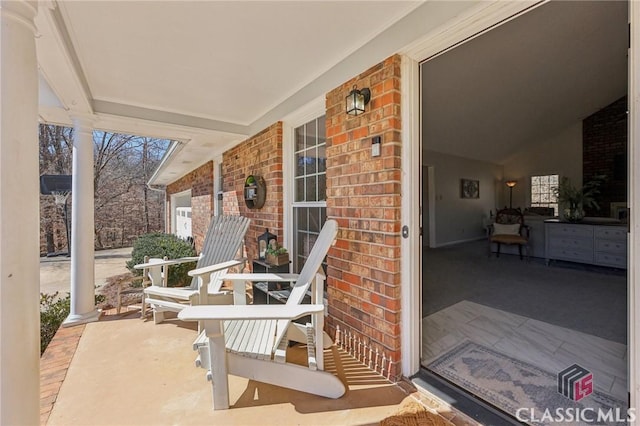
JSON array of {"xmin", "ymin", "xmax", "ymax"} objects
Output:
[{"xmin": 39, "ymin": 247, "xmax": 132, "ymax": 295}]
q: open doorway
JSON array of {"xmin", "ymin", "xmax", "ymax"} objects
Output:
[{"xmin": 420, "ymin": 1, "xmax": 629, "ymax": 420}]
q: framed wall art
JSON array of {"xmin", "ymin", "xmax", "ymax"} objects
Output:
[{"xmin": 461, "ymin": 179, "xmax": 480, "ymax": 199}]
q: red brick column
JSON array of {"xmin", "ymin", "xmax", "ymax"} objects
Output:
[
  {"xmin": 166, "ymin": 161, "xmax": 214, "ymax": 252},
  {"xmin": 222, "ymin": 122, "xmax": 284, "ymax": 263},
  {"xmin": 325, "ymin": 55, "xmax": 403, "ymax": 379}
]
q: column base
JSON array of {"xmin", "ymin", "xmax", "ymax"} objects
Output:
[{"xmin": 62, "ymin": 309, "xmax": 101, "ymax": 327}]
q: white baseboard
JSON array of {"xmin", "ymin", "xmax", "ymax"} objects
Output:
[{"xmin": 433, "ymin": 236, "xmax": 486, "ymax": 248}]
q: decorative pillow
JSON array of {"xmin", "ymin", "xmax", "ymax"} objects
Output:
[{"xmin": 492, "ymin": 223, "xmax": 521, "ymax": 235}]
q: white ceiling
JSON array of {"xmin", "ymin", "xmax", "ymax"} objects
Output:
[
  {"xmin": 39, "ymin": 1, "xmax": 623, "ymax": 182},
  {"xmin": 422, "ymin": 0, "xmax": 628, "ymax": 164},
  {"xmin": 55, "ymin": 0, "xmax": 421, "ymax": 126},
  {"xmin": 36, "ymin": 0, "xmax": 428, "ymax": 184}
]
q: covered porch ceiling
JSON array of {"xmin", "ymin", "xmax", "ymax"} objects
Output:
[{"xmin": 35, "ymin": 0, "xmax": 430, "ymax": 184}]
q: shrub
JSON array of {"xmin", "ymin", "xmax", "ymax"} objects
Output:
[
  {"xmin": 40, "ymin": 292, "xmax": 70, "ymax": 354},
  {"xmin": 40, "ymin": 291, "xmax": 107, "ymax": 355},
  {"xmin": 126, "ymin": 233, "xmax": 197, "ymax": 287}
]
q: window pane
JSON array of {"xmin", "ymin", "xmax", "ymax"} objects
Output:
[
  {"xmin": 318, "ymin": 174, "xmax": 327, "ymax": 201},
  {"xmin": 318, "ymin": 145, "xmax": 326, "ymax": 173},
  {"xmin": 305, "ymin": 120, "xmax": 317, "ymax": 149},
  {"xmin": 295, "ymin": 152, "xmax": 306, "ymax": 178},
  {"xmin": 309, "ymin": 208, "xmax": 320, "ymax": 233},
  {"xmin": 297, "ymin": 208, "xmax": 308, "ymax": 230},
  {"xmin": 306, "ymin": 176, "xmax": 317, "ymax": 202},
  {"xmin": 530, "ymin": 174, "xmax": 560, "ymax": 216},
  {"xmin": 295, "ymin": 177, "xmax": 304, "ymax": 202},
  {"xmin": 295, "ymin": 126, "xmax": 305, "ymax": 152},
  {"xmin": 306, "ymin": 148, "xmax": 317, "ymax": 175},
  {"xmin": 318, "ymin": 116, "xmax": 326, "ymax": 143}
]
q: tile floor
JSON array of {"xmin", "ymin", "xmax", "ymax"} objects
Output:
[{"xmin": 422, "ymin": 300, "xmax": 627, "ymax": 401}]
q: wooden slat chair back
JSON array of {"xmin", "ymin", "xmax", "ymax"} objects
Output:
[
  {"xmin": 179, "ymin": 220, "xmax": 344, "ymax": 409},
  {"xmin": 186, "ymin": 215, "xmax": 251, "ymax": 293},
  {"xmin": 140, "ymin": 215, "xmax": 250, "ymax": 325}
]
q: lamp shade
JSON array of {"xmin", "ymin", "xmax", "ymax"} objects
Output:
[{"xmin": 505, "ymin": 180, "xmax": 517, "ymax": 188}]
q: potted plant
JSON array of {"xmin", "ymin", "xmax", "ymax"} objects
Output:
[
  {"xmin": 266, "ymin": 241, "xmax": 289, "ymax": 266},
  {"xmin": 553, "ymin": 175, "xmax": 606, "ymax": 222}
]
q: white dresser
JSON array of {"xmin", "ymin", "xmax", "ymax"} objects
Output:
[{"xmin": 544, "ymin": 220, "xmax": 627, "ymax": 269}]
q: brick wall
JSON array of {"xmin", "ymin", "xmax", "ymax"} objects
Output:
[
  {"xmin": 222, "ymin": 122, "xmax": 283, "ymax": 263},
  {"xmin": 583, "ymin": 96, "xmax": 627, "ymax": 217},
  {"xmin": 166, "ymin": 161, "xmax": 214, "ymax": 252},
  {"xmin": 325, "ymin": 55, "xmax": 403, "ymax": 380}
]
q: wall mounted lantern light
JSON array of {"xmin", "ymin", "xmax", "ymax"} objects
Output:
[
  {"xmin": 345, "ymin": 86, "xmax": 371, "ymax": 116},
  {"xmin": 505, "ymin": 180, "xmax": 517, "ymax": 208}
]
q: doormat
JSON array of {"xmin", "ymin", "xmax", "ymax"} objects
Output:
[
  {"xmin": 379, "ymin": 399, "xmax": 453, "ymax": 426},
  {"xmin": 428, "ymin": 341, "xmax": 627, "ymax": 425}
]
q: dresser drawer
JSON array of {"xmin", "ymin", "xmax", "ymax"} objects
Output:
[
  {"xmin": 595, "ymin": 252, "xmax": 627, "ymax": 268},
  {"xmin": 549, "ymin": 237, "xmax": 593, "ymax": 251},
  {"xmin": 547, "ymin": 246, "xmax": 594, "ymax": 263},
  {"xmin": 547, "ymin": 224, "xmax": 594, "ymax": 239},
  {"xmin": 594, "ymin": 227, "xmax": 627, "ymax": 241},
  {"xmin": 595, "ymin": 239, "xmax": 627, "ymax": 254}
]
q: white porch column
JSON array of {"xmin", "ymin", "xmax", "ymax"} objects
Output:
[
  {"xmin": 0, "ymin": 1, "xmax": 40, "ymax": 424},
  {"xmin": 63, "ymin": 115, "xmax": 100, "ymax": 326}
]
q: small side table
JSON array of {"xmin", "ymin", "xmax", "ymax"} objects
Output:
[{"xmin": 251, "ymin": 259, "xmax": 290, "ymax": 304}]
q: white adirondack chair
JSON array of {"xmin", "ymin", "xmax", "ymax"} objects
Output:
[
  {"xmin": 136, "ymin": 215, "xmax": 250, "ymax": 325},
  {"xmin": 178, "ymin": 219, "xmax": 345, "ymax": 410}
]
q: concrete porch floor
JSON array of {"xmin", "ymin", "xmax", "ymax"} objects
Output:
[{"xmin": 41, "ymin": 309, "xmax": 478, "ymax": 426}]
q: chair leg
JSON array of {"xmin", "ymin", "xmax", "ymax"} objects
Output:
[
  {"xmin": 496, "ymin": 243, "xmax": 501, "ymax": 258},
  {"xmin": 518, "ymin": 244, "xmax": 523, "ymax": 260}
]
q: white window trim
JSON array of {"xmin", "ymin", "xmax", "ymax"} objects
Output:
[{"xmin": 282, "ymin": 96, "xmax": 325, "ymax": 253}]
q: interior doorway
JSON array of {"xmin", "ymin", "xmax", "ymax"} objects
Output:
[{"xmin": 419, "ymin": 1, "xmax": 629, "ymax": 421}]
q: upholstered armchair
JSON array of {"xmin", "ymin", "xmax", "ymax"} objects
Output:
[{"xmin": 487, "ymin": 208, "xmax": 530, "ymax": 260}]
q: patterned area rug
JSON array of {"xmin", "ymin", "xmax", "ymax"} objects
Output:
[{"xmin": 428, "ymin": 341, "xmax": 627, "ymax": 425}]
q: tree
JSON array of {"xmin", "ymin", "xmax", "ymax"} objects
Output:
[{"xmin": 38, "ymin": 124, "xmax": 170, "ymax": 253}]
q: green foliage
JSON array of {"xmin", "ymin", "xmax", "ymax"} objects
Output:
[
  {"xmin": 126, "ymin": 233, "xmax": 197, "ymax": 287},
  {"xmin": 553, "ymin": 175, "xmax": 606, "ymax": 211},
  {"xmin": 40, "ymin": 291, "xmax": 106, "ymax": 355},
  {"xmin": 266, "ymin": 241, "xmax": 288, "ymax": 256},
  {"xmin": 40, "ymin": 292, "xmax": 70, "ymax": 355}
]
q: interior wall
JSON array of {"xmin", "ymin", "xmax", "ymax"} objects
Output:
[
  {"xmin": 423, "ymin": 149, "xmax": 502, "ymax": 246},
  {"xmin": 502, "ymin": 122, "xmax": 583, "ymax": 209}
]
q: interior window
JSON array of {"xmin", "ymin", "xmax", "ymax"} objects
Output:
[{"xmin": 531, "ymin": 174, "xmax": 559, "ymax": 215}]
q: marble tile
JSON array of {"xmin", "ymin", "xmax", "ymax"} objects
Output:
[
  {"xmin": 555, "ymin": 343, "xmax": 626, "ymax": 388},
  {"xmin": 610, "ymin": 376, "xmax": 629, "ymax": 401},
  {"xmin": 422, "ymin": 300, "xmax": 628, "ymax": 403},
  {"xmin": 527, "ymin": 317, "xmax": 627, "ymax": 359}
]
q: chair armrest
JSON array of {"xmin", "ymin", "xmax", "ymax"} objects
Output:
[
  {"xmin": 221, "ymin": 273, "xmax": 299, "ymax": 283},
  {"xmin": 521, "ymin": 224, "xmax": 531, "ymax": 238},
  {"xmin": 178, "ymin": 304, "xmax": 324, "ymax": 322},
  {"xmin": 188, "ymin": 259, "xmax": 245, "ymax": 278},
  {"xmin": 133, "ymin": 256, "xmax": 199, "ymax": 269}
]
